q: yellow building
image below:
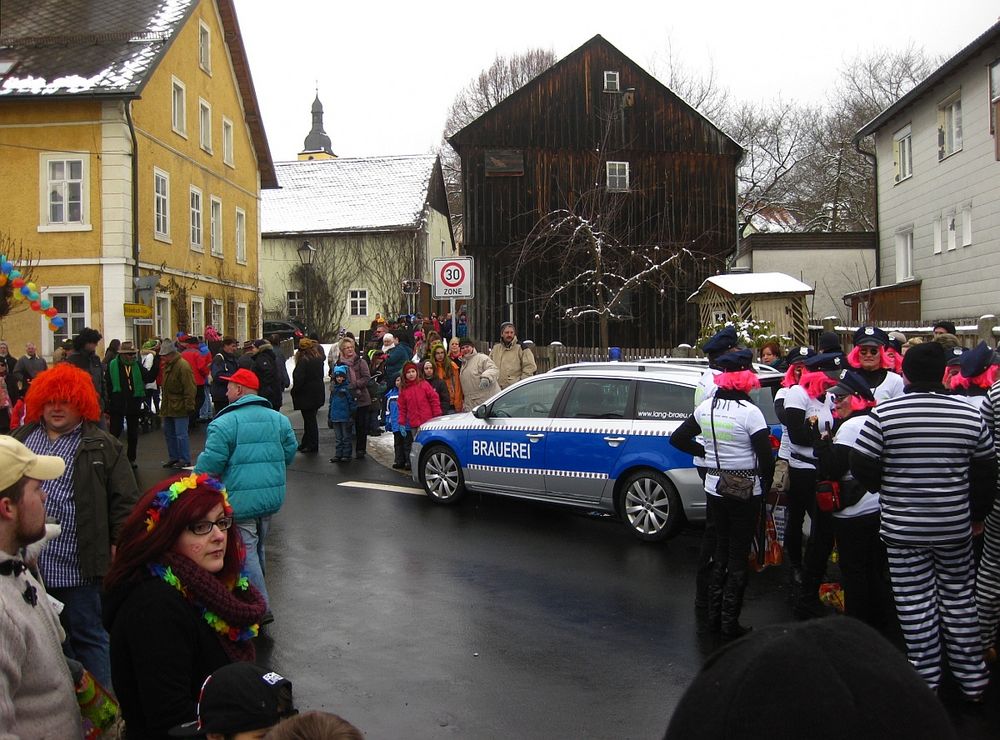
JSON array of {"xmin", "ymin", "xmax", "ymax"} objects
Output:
[{"xmin": 0, "ymin": 0, "xmax": 276, "ymax": 357}]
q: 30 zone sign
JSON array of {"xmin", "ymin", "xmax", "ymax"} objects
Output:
[{"xmin": 432, "ymin": 257, "xmax": 474, "ymax": 299}]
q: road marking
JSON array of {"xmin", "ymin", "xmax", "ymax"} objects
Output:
[{"xmin": 338, "ymin": 481, "xmax": 425, "ymax": 497}]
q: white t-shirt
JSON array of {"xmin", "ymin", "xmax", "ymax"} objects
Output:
[
  {"xmin": 692, "ymin": 368, "xmax": 719, "ymax": 468},
  {"xmin": 830, "ymin": 414, "xmax": 879, "ymax": 519},
  {"xmin": 873, "ymin": 371, "xmax": 904, "ymax": 402},
  {"xmin": 695, "ymin": 395, "xmax": 768, "ymax": 498},
  {"xmin": 775, "ymin": 386, "xmax": 790, "ymax": 461},
  {"xmin": 782, "ymin": 384, "xmax": 834, "ymax": 470}
]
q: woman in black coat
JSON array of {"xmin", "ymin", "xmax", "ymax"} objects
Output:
[{"xmin": 290, "ymin": 339, "xmax": 326, "ymax": 453}]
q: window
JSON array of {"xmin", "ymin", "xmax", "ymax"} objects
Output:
[
  {"xmin": 156, "ymin": 293, "xmax": 171, "ymax": 339},
  {"xmin": 199, "ymin": 20, "xmax": 211, "ymax": 73},
  {"xmin": 47, "ymin": 291, "xmax": 87, "ymax": 350},
  {"xmin": 895, "ymin": 230, "xmax": 913, "ymax": 281},
  {"xmin": 236, "ymin": 303, "xmax": 248, "ymax": 343},
  {"xmin": 563, "ymin": 378, "xmax": 632, "ymax": 419},
  {"xmin": 604, "ymin": 71, "xmax": 620, "ymax": 92},
  {"xmin": 938, "ymin": 93, "xmax": 962, "ymax": 160},
  {"xmin": 235, "ymin": 207, "xmax": 246, "ymax": 264},
  {"xmin": 171, "ymin": 77, "xmax": 186, "ymax": 136},
  {"xmin": 210, "ymin": 197, "xmax": 222, "ymax": 257},
  {"xmin": 489, "ymin": 378, "xmax": 568, "ymax": 419},
  {"xmin": 893, "ymin": 125, "xmax": 912, "ymax": 182},
  {"xmin": 154, "ymin": 168, "xmax": 170, "ymax": 241},
  {"xmin": 606, "ymin": 161, "xmax": 629, "ymax": 191},
  {"xmin": 190, "ymin": 296, "xmax": 205, "ymax": 337},
  {"xmin": 349, "ymin": 289, "xmax": 368, "ymax": 317},
  {"xmin": 39, "ymin": 154, "xmax": 90, "ymax": 231},
  {"xmin": 199, "ymin": 99, "xmax": 212, "ymax": 152},
  {"xmin": 189, "ymin": 187, "xmax": 203, "ymax": 251},
  {"xmin": 210, "ymin": 300, "xmax": 223, "ymax": 333},
  {"xmin": 947, "ymin": 215, "xmax": 957, "ymax": 251},
  {"xmin": 635, "ymin": 381, "xmax": 695, "ymax": 421},
  {"xmin": 933, "ymin": 218, "xmax": 942, "ymax": 255},
  {"xmin": 962, "ymin": 206, "xmax": 972, "ymax": 247},
  {"xmin": 222, "ymin": 117, "xmax": 234, "ymax": 166},
  {"xmin": 990, "ymin": 60, "xmax": 1000, "ymax": 134},
  {"xmin": 287, "ymin": 291, "xmax": 304, "ymax": 318}
]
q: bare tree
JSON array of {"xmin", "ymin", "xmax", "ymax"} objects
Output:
[{"xmin": 645, "ymin": 36, "xmax": 728, "ymax": 123}]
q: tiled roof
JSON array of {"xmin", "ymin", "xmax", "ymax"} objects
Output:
[{"xmin": 262, "ymin": 155, "xmax": 438, "ymax": 235}]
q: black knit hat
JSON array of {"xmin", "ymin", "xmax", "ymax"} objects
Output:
[
  {"xmin": 663, "ymin": 619, "xmax": 956, "ymax": 740},
  {"xmin": 933, "ymin": 320, "xmax": 957, "ymax": 335},
  {"xmin": 818, "ymin": 331, "xmax": 842, "ymax": 353},
  {"xmin": 902, "ymin": 340, "xmax": 946, "ymax": 383}
]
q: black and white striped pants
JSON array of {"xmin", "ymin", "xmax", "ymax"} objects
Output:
[
  {"xmin": 885, "ymin": 538, "xmax": 988, "ymax": 697},
  {"xmin": 976, "ymin": 506, "xmax": 1000, "ymax": 652}
]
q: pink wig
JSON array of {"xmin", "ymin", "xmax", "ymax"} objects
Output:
[
  {"xmin": 949, "ymin": 365, "xmax": 999, "ymax": 391},
  {"xmin": 799, "ymin": 370, "xmax": 837, "ymax": 400},
  {"xmin": 781, "ymin": 365, "xmax": 802, "ymax": 388},
  {"xmin": 714, "ymin": 370, "xmax": 761, "ymax": 393},
  {"xmin": 847, "ymin": 345, "xmax": 892, "ymax": 370},
  {"xmin": 884, "ymin": 348, "xmax": 904, "ymax": 373},
  {"xmin": 833, "ymin": 395, "xmax": 877, "ymax": 419}
]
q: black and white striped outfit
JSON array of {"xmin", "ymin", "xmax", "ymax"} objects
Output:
[
  {"xmin": 975, "ymin": 381, "xmax": 1000, "ymax": 651},
  {"xmin": 852, "ymin": 391, "xmax": 994, "ymax": 696}
]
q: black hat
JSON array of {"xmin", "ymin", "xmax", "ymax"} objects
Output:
[
  {"xmin": 701, "ymin": 326, "xmax": 738, "ymax": 355},
  {"xmin": 902, "ymin": 341, "xmax": 946, "ymax": 384},
  {"xmin": 960, "ymin": 341, "xmax": 992, "ymax": 379},
  {"xmin": 714, "ymin": 348, "xmax": 754, "ymax": 372},
  {"xmin": 170, "ymin": 663, "xmax": 293, "ymax": 737},
  {"xmin": 663, "ymin": 619, "xmax": 956, "ymax": 740},
  {"xmin": 818, "ymin": 331, "xmax": 842, "ymax": 353},
  {"xmin": 945, "ymin": 345, "xmax": 967, "ymax": 367},
  {"xmin": 828, "ymin": 369, "xmax": 876, "ymax": 402},
  {"xmin": 786, "ymin": 346, "xmax": 817, "ymax": 365},
  {"xmin": 802, "ymin": 352, "xmax": 845, "ymax": 373},
  {"xmin": 933, "ymin": 320, "xmax": 957, "ymax": 335},
  {"xmin": 852, "ymin": 326, "xmax": 889, "ymax": 347}
]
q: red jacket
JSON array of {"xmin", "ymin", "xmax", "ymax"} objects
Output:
[
  {"xmin": 398, "ymin": 379, "xmax": 442, "ymax": 428},
  {"xmin": 181, "ymin": 348, "xmax": 211, "ymax": 385}
]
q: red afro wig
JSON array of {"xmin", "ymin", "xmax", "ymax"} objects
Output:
[{"xmin": 25, "ymin": 363, "xmax": 101, "ymax": 423}]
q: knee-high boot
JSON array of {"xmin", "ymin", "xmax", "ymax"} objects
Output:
[
  {"xmin": 721, "ymin": 572, "xmax": 752, "ymax": 640},
  {"xmin": 707, "ymin": 565, "xmax": 726, "ymax": 633}
]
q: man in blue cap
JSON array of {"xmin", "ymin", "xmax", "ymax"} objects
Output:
[{"xmin": 848, "ymin": 326, "xmax": 904, "ymax": 401}]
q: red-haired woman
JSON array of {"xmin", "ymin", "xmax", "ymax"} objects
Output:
[
  {"xmin": 103, "ymin": 473, "xmax": 266, "ymax": 739},
  {"xmin": 429, "ymin": 342, "xmax": 462, "ymax": 412}
]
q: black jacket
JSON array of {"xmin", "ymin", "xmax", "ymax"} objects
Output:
[
  {"xmin": 251, "ymin": 348, "xmax": 283, "ymax": 409},
  {"xmin": 291, "ymin": 355, "xmax": 326, "ymax": 411},
  {"xmin": 210, "ymin": 351, "xmax": 239, "ymax": 401}
]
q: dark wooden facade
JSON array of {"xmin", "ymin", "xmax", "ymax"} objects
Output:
[
  {"xmin": 449, "ymin": 35, "xmax": 742, "ymax": 347},
  {"xmin": 845, "ymin": 281, "xmax": 922, "ymax": 324}
]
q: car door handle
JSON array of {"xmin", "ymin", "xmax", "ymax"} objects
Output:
[
  {"xmin": 526, "ymin": 433, "xmax": 545, "ymax": 441},
  {"xmin": 603, "ymin": 436, "xmax": 627, "ymax": 445}
]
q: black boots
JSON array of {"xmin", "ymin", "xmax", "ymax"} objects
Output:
[
  {"xmin": 793, "ymin": 579, "xmax": 827, "ymax": 620},
  {"xmin": 721, "ymin": 573, "xmax": 752, "ymax": 640},
  {"xmin": 705, "ymin": 565, "xmax": 726, "ymax": 633}
]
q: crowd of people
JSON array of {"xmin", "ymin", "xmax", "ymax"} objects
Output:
[{"xmin": 671, "ymin": 319, "xmax": 1000, "ymax": 706}]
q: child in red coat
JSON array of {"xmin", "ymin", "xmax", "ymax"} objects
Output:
[{"xmin": 397, "ymin": 362, "xmax": 442, "ymax": 434}]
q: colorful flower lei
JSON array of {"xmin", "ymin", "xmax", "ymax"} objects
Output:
[
  {"xmin": 145, "ymin": 473, "xmax": 231, "ymax": 532},
  {"xmin": 148, "ymin": 562, "xmax": 259, "ymax": 641}
]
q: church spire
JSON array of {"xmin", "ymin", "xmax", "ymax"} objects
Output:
[{"xmin": 298, "ymin": 89, "xmax": 336, "ymax": 160}]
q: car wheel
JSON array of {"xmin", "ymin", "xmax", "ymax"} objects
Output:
[
  {"xmin": 420, "ymin": 445, "xmax": 466, "ymax": 504},
  {"xmin": 618, "ymin": 470, "xmax": 682, "ymax": 542}
]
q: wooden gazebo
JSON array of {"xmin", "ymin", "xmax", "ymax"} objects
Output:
[{"xmin": 688, "ymin": 272, "xmax": 814, "ymax": 344}]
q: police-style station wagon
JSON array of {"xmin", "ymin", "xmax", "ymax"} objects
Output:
[{"xmin": 411, "ymin": 364, "xmax": 781, "ymax": 541}]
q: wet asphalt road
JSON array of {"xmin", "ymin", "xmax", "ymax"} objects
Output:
[{"xmin": 130, "ymin": 410, "xmax": 1000, "ymax": 739}]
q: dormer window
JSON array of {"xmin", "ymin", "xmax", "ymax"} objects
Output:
[{"xmin": 604, "ymin": 71, "xmax": 620, "ymax": 92}]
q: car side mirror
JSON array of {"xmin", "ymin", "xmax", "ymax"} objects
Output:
[{"xmin": 473, "ymin": 405, "xmax": 489, "ymax": 419}]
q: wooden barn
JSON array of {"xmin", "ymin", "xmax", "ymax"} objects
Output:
[
  {"xmin": 689, "ymin": 273, "xmax": 814, "ymax": 344},
  {"xmin": 448, "ymin": 35, "xmax": 742, "ymax": 347}
]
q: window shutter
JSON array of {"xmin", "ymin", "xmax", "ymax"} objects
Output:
[
  {"xmin": 938, "ymin": 125, "xmax": 945, "ymax": 160},
  {"xmin": 995, "ymin": 101, "xmax": 1000, "ymax": 161}
]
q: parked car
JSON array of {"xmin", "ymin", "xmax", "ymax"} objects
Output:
[
  {"xmin": 411, "ymin": 366, "xmax": 783, "ymax": 542},
  {"xmin": 263, "ymin": 319, "xmax": 305, "ymax": 347}
]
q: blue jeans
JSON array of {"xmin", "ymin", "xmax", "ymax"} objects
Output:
[
  {"xmin": 48, "ymin": 583, "xmax": 112, "ymax": 690},
  {"xmin": 238, "ymin": 517, "xmax": 271, "ymax": 609},
  {"xmin": 332, "ymin": 421, "xmax": 354, "ymax": 459},
  {"xmin": 199, "ymin": 387, "xmax": 214, "ymax": 420},
  {"xmin": 163, "ymin": 415, "xmax": 190, "ymax": 464}
]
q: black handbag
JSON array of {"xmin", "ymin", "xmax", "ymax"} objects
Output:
[{"xmin": 710, "ymin": 397, "xmax": 755, "ymax": 502}]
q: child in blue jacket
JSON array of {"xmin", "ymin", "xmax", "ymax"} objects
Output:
[
  {"xmin": 328, "ymin": 364, "xmax": 357, "ymax": 462},
  {"xmin": 384, "ymin": 378, "xmax": 409, "ymax": 469}
]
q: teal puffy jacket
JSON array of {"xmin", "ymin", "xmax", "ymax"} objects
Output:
[{"xmin": 194, "ymin": 393, "xmax": 298, "ymax": 520}]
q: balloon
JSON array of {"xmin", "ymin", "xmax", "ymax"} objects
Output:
[
  {"xmin": 11, "ymin": 278, "xmax": 24, "ymax": 288},
  {"xmin": 45, "ymin": 307, "xmax": 58, "ymax": 318},
  {"xmin": 40, "ymin": 299, "xmax": 51, "ymax": 310},
  {"xmin": 19, "ymin": 286, "xmax": 30, "ymax": 297},
  {"xmin": 28, "ymin": 291, "xmax": 38, "ymax": 301},
  {"xmin": 26, "ymin": 282, "xmax": 37, "ymax": 292},
  {"xmin": 30, "ymin": 301, "xmax": 40, "ymax": 311},
  {"xmin": 52, "ymin": 317, "xmax": 64, "ymax": 328},
  {"xmin": 9, "ymin": 270, "xmax": 20, "ymax": 279},
  {"xmin": 0, "ymin": 262, "xmax": 11, "ymax": 273},
  {"xmin": 48, "ymin": 322, "xmax": 58, "ymax": 332},
  {"xmin": 0, "ymin": 276, "xmax": 6, "ymax": 287},
  {"xmin": 11, "ymin": 291, "xmax": 21, "ymax": 301}
]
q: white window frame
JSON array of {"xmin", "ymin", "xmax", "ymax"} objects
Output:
[
  {"xmin": 894, "ymin": 230, "xmax": 913, "ymax": 282},
  {"xmin": 210, "ymin": 299, "xmax": 224, "ymax": 334},
  {"xmin": 606, "ymin": 161, "xmax": 629, "ymax": 192},
  {"xmin": 153, "ymin": 168, "xmax": 170, "ymax": 242},
  {"xmin": 603, "ymin": 71, "xmax": 620, "ymax": 92},
  {"xmin": 155, "ymin": 292, "xmax": 171, "ymax": 339},
  {"xmin": 990, "ymin": 59, "xmax": 1000, "ymax": 134},
  {"xmin": 348, "ymin": 289, "xmax": 369, "ymax": 317},
  {"xmin": 40, "ymin": 286, "xmax": 90, "ymax": 357},
  {"xmin": 933, "ymin": 218, "xmax": 942, "ymax": 255},
  {"xmin": 235, "ymin": 207, "xmax": 246, "ymax": 264},
  {"xmin": 938, "ymin": 92, "xmax": 962, "ymax": 160},
  {"xmin": 222, "ymin": 117, "xmax": 234, "ymax": 167},
  {"xmin": 946, "ymin": 214, "xmax": 957, "ymax": 251},
  {"xmin": 199, "ymin": 98, "xmax": 212, "ymax": 153},
  {"xmin": 171, "ymin": 77, "xmax": 187, "ymax": 137},
  {"xmin": 893, "ymin": 124, "xmax": 912, "ymax": 182},
  {"xmin": 962, "ymin": 206, "xmax": 972, "ymax": 247},
  {"xmin": 236, "ymin": 303, "xmax": 248, "ymax": 343},
  {"xmin": 38, "ymin": 152, "xmax": 91, "ymax": 232},
  {"xmin": 190, "ymin": 295, "xmax": 205, "ymax": 337},
  {"xmin": 189, "ymin": 186, "xmax": 203, "ymax": 251},
  {"xmin": 198, "ymin": 20, "xmax": 211, "ymax": 74},
  {"xmin": 210, "ymin": 196, "xmax": 223, "ymax": 257},
  {"xmin": 287, "ymin": 291, "xmax": 304, "ymax": 318}
]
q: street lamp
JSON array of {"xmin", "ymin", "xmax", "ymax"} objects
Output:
[{"xmin": 297, "ymin": 240, "xmax": 316, "ymax": 333}]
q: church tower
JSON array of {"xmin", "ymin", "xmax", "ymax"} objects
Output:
[{"xmin": 298, "ymin": 92, "xmax": 336, "ymax": 160}]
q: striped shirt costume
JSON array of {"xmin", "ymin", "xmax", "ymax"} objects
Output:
[
  {"xmin": 853, "ymin": 391, "xmax": 993, "ymax": 696},
  {"xmin": 976, "ymin": 381, "xmax": 1000, "ymax": 652}
]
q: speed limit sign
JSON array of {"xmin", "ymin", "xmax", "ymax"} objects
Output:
[{"xmin": 432, "ymin": 257, "xmax": 474, "ymax": 299}]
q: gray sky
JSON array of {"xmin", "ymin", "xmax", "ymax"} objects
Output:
[{"xmin": 233, "ymin": 0, "xmax": 1000, "ymax": 162}]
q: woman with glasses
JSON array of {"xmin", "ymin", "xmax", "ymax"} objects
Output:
[
  {"xmin": 846, "ymin": 326, "xmax": 904, "ymax": 401},
  {"xmin": 103, "ymin": 473, "xmax": 266, "ymax": 739}
]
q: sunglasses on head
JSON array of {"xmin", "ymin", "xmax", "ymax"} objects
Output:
[{"xmin": 186, "ymin": 516, "xmax": 233, "ymax": 536}]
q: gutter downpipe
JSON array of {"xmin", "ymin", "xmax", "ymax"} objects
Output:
[{"xmin": 125, "ymin": 101, "xmax": 140, "ymax": 339}]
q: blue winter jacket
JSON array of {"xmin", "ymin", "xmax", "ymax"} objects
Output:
[
  {"xmin": 194, "ymin": 393, "xmax": 298, "ymax": 520},
  {"xmin": 327, "ymin": 372, "xmax": 357, "ymax": 423},
  {"xmin": 384, "ymin": 389, "xmax": 400, "ymax": 432}
]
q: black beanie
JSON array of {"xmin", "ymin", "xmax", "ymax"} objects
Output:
[
  {"xmin": 818, "ymin": 331, "xmax": 841, "ymax": 353},
  {"xmin": 663, "ymin": 619, "xmax": 956, "ymax": 740},
  {"xmin": 902, "ymin": 340, "xmax": 946, "ymax": 384}
]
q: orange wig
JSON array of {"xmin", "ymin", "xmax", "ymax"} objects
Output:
[{"xmin": 25, "ymin": 363, "xmax": 102, "ymax": 423}]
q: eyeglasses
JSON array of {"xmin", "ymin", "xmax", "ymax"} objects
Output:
[
  {"xmin": 831, "ymin": 394, "xmax": 850, "ymax": 403},
  {"xmin": 186, "ymin": 516, "xmax": 233, "ymax": 535},
  {"xmin": 857, "ymin": 347, "xmax": 881, "ymax": 355}
]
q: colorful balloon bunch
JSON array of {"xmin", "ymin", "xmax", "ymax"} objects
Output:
[{"xmin": 0, "ymin": 255, "xmax": 63, "ymax": 331}]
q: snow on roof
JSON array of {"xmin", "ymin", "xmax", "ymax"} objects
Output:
[
  {"xmin": 262, "ymin": 155, "xmax": 437, "ymax": 235},
  {"xmin": 689, "ymin": 272, "xmax": 814, "ymax": 301}
]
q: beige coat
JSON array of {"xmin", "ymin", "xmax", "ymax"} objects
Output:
[
  {"xmin": 489, "ymin": 338, "xmax": 537, "ymax": 389},
  {"xmin": 459, "ymin": 351, "xmax": 501, "ymax": 410}
]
